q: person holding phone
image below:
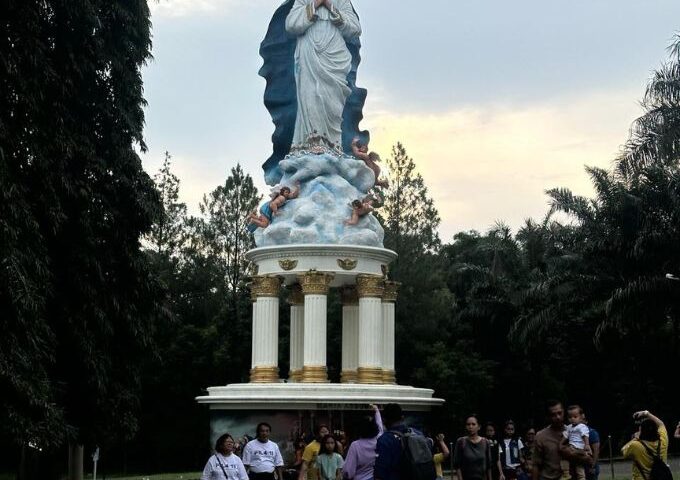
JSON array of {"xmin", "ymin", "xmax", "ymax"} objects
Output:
[{"xmin": 621, "ymin": 410, "xmax": 669, "ymax": 480}]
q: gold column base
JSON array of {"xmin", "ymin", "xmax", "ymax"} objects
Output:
[
  {"xmin": 288, "ymin": 369, "xmax": 303, "ymax": 383},
  {"xmin": 300, "ymin": 365, "xmax": 328, "ymax": 383},
  {"xmin": 250, "ymin": 366, "xmax": 280, "ymax": 383},
  {"xmin": 382, "ymin": 369, "xmax": 396, "ymax": 384},
  {"xmin": 340, "ymin": 370, "xmax": 358, "ymax": 383},
  {"xmin": 357, "ymin": 367, "xmax": 385, "ymax": 384}
]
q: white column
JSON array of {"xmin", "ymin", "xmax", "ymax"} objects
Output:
[
  {"xmin": 250, "ymin": 276, "xmax": 281, "ymax": 383},
  {"xmin": 382, "ymin": 281, "xmax": 399, "ymax": 384},
  {"xmin": 356, "ymin": 275, "xmax": 385, "ymax": 384},
  {"xmin": 299, "ymin": 271, "xmax": 333, "ymax": 383},
  {"xmin": 288, "ymin": 285, "xmax": 305, "ymax": 382},
  {"xmin": 341, "ymin": 286, "xmax": 359, "ymax": 383}
]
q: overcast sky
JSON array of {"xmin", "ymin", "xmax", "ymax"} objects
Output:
[{"xmin": 142, "ymin": 0, "xmax": 680, "ymax": 242}]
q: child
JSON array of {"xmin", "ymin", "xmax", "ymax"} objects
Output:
[
  {"xmin": 351, "ymin": 137, "xmax": 389, "ymax": 189},
  {"xmin": 563, "ymin": 405, "xmax": 592, "ymax": 480},
  {"xmin": 316, "ymin": 434, "xmax": 343, "ymax": 480},
  {"xmin": 344, "ymin": 198, "xmax": 374, "ymax": 226},
  {"xmin": 433, "ymin": 433, "xmax": 450, "ymax": 480},
  {"xmin": 247, "ymin": 183, "xmax": 300, "ymax": 232}
]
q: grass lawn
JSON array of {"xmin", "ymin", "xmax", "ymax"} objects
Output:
[{"xmin": 93, "ymin": 473, "xmax": 201, "ymax": 480}]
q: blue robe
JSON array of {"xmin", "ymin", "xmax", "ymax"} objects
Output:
[{"xmin": 259, "ymin": 0, "xmax": 369, "ymax": 185}]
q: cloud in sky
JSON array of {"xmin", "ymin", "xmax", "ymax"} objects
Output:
[
  {"xmin": 156, "ymin": 88, "xmax": 643, "ymax": 244},
  {"xmin": 364, "ymin": 90, "xmax": 642, "ymax": 241},
  {"xmin": 149, "ymin": 0, "xmax": 267, "ymax": 18}
]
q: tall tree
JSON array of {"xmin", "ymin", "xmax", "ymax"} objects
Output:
[
  {"xmin": 199, "ymin": 164, "xmax": 261, "ymax": 302},
  {"xmin": 1, "ymin": 1, "xmax": 162, "ymax": 476},
  {"xmin": 380, "ymin": 142, "xmax": 441, "ymax": 262},
  {"xmin": 146, "ymin": 151, "xmax": 188, "ymax": 259},
  {"xmin": 377, "ymin": 143, "xmax": 449, "ymax": 389}
]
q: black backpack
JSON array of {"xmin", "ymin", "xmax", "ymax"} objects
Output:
[
  {"xmin": 635, "ymin": 440, "xmax": 673, "ymax": 480},
  {"xmin": 392, "ymin": 428, "xmax": 437, "ymax": 480}
]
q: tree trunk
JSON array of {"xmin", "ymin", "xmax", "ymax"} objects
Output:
[{"xmin": 68, "ymin": 443, "xmax": 84, "ymax": 480}]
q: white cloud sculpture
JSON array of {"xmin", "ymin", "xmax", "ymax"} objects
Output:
[{"xmin": 253, "ymin": 151, "xmax": 385, "ymax": 247}]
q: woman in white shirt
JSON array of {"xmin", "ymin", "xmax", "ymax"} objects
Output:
[{"xmin": 201, "ymin": 433, "xmax": 249, "ymax": 480}]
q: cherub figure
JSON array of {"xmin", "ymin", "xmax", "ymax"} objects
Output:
[
  {"xmin": 344, "ymin": 196, "xmax": 375, "ymax": 226},
  {"xmin": 247, "ymin": 182, "xmax": 300, "ymax": 232},
  {"xmin": 351, "ymin": 137, "xmax": 389, "ymax": 188}
]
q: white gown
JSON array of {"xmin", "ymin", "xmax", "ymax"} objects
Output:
[{"xmin": 285, "ymin": 0, "xmax": 361, "ymax": 148}]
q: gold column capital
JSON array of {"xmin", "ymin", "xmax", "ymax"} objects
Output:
[
  {"xmin": 298, "ymin": 271, "xmax": 334, "ymax": 295},
  {"xmin": 249, "ymin": 276, "xmax": 262, "ymax": 302},
  {"xmin": 382, "ymin": 281, "xmax": 401, "ymax": 303},
  {"xmin": 255, "ymin": 275, "xmax": 282, "ymax": 298},
  {"xmin": 340, "ymin": 286, "xmax": 359, "ymax": 306},
  {"xmin": 287, "ymin": 284, "xmax": 304, "ymax": 306},
  {"xmin": 288, "ymin": 370, "xmax": 303, "ymax": 382},
  {"xmin": 356, "ymin": 275, "xmax": 384, "ymax": 298}
]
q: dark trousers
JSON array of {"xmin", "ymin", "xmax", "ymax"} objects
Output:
[{"xmin": 249, "ymin": 472, "xmax": 276, "ymax": 480}]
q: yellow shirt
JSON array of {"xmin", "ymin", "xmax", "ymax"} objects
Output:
[
  {"xmin": 621, "ymin": 426, "xmax": 668, "ymax": 480},
  {"xmin": 434, "ymin": 453, "xmax": 445, "ymax": 477},
  {"xmin": 302, "ymin": 440, "xmax": 321, "ymax": 480}
]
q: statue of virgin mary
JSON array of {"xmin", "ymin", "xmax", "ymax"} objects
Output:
[{"xmin": 259, "ymin": 0, "xmax": 370, "ymax": 185}]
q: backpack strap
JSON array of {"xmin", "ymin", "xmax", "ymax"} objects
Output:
[
  {"xmin": 634, "ymin": 460, "xmax": 649, "ymax": 480},
  {"xmin": 637, "ymin": 439, "xmax": 660, "ymax": 460},
  {"xmin": 214, "ymin": 454, "xmax": 230, "ymax": 480}
]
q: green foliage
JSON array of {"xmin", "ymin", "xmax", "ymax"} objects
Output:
[
  {"xmin": 146, "ymin": 152, "xmax": 188, "ymax": 259},
  {"xmin": 1, "ymin": 0, "xmax": 162, "ymax": 459}
]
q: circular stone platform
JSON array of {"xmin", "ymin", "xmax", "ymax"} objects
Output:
[
  {"xmin": 196, "ymin": 383, "xmax": 444, "ymax": 411},
  {"xmin": 246, "ymin": 244, "xmax": 397, "ymax": 288}
]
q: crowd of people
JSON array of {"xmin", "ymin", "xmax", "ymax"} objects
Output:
[{"xmin": 200, "ymin": 401, "xmax": 680, "ymax": 480}]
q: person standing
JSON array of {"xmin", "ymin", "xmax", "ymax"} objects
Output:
[
  {"xmin": 317, "ymin": 435, "xmax": 345, "ymax": 480},
  {"xmin": 520, "ymin": 428, "xmax": 536, "ymax": 480},
  {"xmin": 621, "ymin": 410, "xmax": 669, "ymax": 480},
  {"xmin": 242, "ymin": 423, "xmax": 284, "ymax": 480},
  {"xmin": 299, "ymin": 424, "xmax": 331, "ymax": 480},
  {"xmin": 485, "ymin": 423, "xmax": 505, "ymax": 480},
  {"xmin": 583, "ymin": 415, "xmax": 600, "ymax": 480},
  {"xmin": 343, "ymin": 404, "xmax": 384, "ymax": 480},
  {"xmin": 433, "ymin": 433, "xmax": 451, "ymax": 480},
  {"xmin": 374, "ymin": 403, "xmax": 410, "ymax": 480},
  {"xmin": 500, "ymin": 421, "xmax": 525, "ymax": 480},
  {"xmin": 533, "ymin": 400, "xmax": 567, "ymax": 480},
  {"xmin": 201, "ymin": 433, "xmax": 249, "ymax": 480},
  {"xmin": 453, "ymin": 415, "xmax": 493, "ymax": 480}
]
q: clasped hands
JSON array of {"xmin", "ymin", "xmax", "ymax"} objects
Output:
[{"xmin": 314, "ymin": 0, "xmax": 334, "ymax": 10}]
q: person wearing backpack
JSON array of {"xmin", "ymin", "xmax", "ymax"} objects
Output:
[
  {"xmin": 621, "ymin": 410, "xmax": 671, "ymax": 480},
  {"xmin": 374, "ymin": 403, "xmax": 436, "ymax": 480}
]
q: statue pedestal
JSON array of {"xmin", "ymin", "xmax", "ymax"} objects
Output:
[{"xmin": 198, "ymin": 244, "xmax": 443, "ymax": 450}]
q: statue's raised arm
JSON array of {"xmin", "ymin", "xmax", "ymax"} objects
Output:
[{"xmin": 259, "ymin": 0, "xmax": 368, "ymax": 185}]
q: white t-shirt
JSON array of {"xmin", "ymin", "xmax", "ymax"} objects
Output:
[
  {"xmin": 502, "ymin": 438, "xmax": 525, "ymax": 468},
  {"xmin": 564, "ymin": 423, "xmax": 590, "ymax": 449},
  {"xmin": 242, "ymin": 439, "xmax": 284, "ymax": 473},
  {"xmin": 201, "ymin": 453, "xmax": 248, "ymax": 480}
]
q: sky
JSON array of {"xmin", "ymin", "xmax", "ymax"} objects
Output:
[{"xmin": 141, "ymin": 0, "xmax": 680, "ymax": 242}]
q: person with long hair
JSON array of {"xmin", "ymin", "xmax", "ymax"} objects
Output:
[
  {"xmin": 621, "ymin": 410, "xmax": 669, "ymax": 480},
  {"xmin": 343, "ymin": 404, "xmax": 384, "ymax": 479},
  {"xmin": 453, "ymin": 415, "xmax": 493, "ymax": 480},
  {"xmin": 318, "ymin": 434, "xmax": 344, "ymax": 480},
  {"xmin": 201, "ymin": 433, "xmax": 248, "ymax": 480}
]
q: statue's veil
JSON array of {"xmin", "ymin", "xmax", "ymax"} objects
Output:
[{"xmin": 258, "ymin": 0, "xmax": 369, "ymax": 185}]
